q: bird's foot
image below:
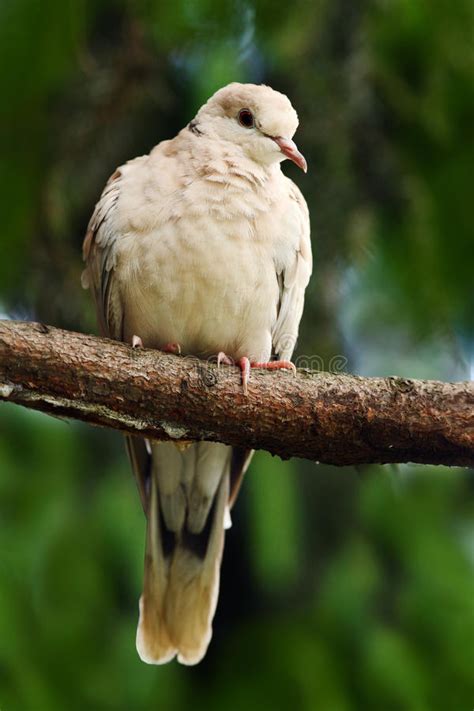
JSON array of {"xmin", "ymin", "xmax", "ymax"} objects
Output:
[
  {"xmin": 217, "ymin": 352, "xmax": 249, "ymax": 392},
  {"xmin": 250, "ymin": 359, "xmax": 296, "ymax": 373},
  {"xmin": 216, "ymin": 352, "xmax": 296, "ymax": 395},
  {"xmin": 133, "ymin": 337, "xmax": 181, "ymax": 355},
  {"xmin": 236, "ymin": 357, "xmax": 295, "ymax": 395},
  {"xmin": 161, "ymin": 342, "xmax": 181, "ymax": 355}
]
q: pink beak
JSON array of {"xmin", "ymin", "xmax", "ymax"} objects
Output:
[{"xmin": 273, "ymin": 136, "xmax": 307, "ymax": 173}]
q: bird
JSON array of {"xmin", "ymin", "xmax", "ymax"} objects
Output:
[{"xmin": 82, "ymin": 82, "xmax": 312, "ymax": 665}]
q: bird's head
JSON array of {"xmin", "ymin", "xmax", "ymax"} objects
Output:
[{"xmin": 193, "ymin": 82, "xmax": 307, "ymax": 173}]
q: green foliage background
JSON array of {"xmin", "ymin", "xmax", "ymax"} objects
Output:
[{"xmin": 0, "ymin": 1, "xmax": 473, "ymax": 709}]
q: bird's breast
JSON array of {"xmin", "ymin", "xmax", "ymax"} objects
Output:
[{"xmin": 117, "ymin": 211, "xmax": 280, "ymax": 362}]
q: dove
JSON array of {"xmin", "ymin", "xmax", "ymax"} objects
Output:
[{"xmin": 82, "ymin": 82, "xmax": 312, "ymax": 665}]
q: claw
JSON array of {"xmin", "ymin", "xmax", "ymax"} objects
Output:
[
  {"xmin": 132, "ymin": 335, "xmax": 144, "ymax": 348},
  {"xmin": 217, "ymin": 351, "xmax": 234, "ymax": 367}
]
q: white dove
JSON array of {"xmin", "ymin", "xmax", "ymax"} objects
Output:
[{"xmin": 82, "ymin": 82, "xmax": 312, "ymax": 665}]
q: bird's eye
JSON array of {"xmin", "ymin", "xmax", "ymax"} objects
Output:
[{"xmin": 238, "ymin": 109, "xmax": 254, "ymax": 128}]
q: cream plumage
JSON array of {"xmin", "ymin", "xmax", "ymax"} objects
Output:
[{"xmin": 82, "ymin": 82, "xmax": 311, "ymax": 665}]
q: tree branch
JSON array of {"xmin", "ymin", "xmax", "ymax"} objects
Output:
[{"xmin": 0, "ymin": 320, "xmax": 472, "ymax": 467}]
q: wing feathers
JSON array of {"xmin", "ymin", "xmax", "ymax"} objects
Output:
[
  {"xmin": 272, "ymin": 181, "xmax": 312, "ymax": 361},
  {"xmin": 82, "ymin": 169, "xmax": 123, "ymax": 339}
]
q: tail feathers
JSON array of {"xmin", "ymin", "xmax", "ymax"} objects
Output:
[
  {"xmin": 136, "ymin": 469, "xmax": 229, "ymax": 666},
  {"xmin": 136, "ymin": 471, "xmax": 174, "ymax": 664}
]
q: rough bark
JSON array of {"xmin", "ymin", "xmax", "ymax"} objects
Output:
[{"xmin": 0, "ymin": 320, "xmax": 472, "ymax": 467}]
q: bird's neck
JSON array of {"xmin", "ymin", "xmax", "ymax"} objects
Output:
[{"xmin": 180, "ymin": 129, "xmax": 279, "ymax": 188}]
